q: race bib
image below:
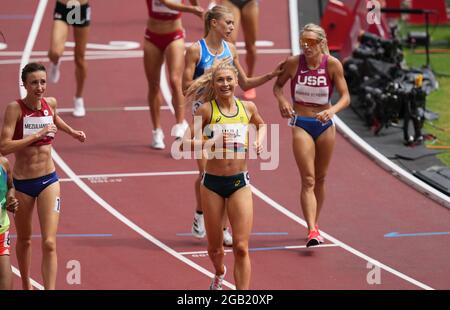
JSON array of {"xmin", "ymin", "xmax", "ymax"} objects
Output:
[
  {"xmin": 294, "ymin": 84, "xmax": 329, "ymax": 105},
  {"xmin": 213, "ymin": 123, "xmax": 247, "ymax": 146},
  {"xmin": 152, "ymin": 0, "xmax": 180, "ymax": 14},
  {"xmin": 23, "ymin": 116, "xmax": 54, "ymax": 138}
]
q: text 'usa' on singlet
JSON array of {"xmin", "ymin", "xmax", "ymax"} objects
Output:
[
  {"xmin": 13, "ymin": 98, "xmax": 55, "ymax": 147},
  {"xmin": 290, "ymin": 54, "xmax": 334, "ymax": 107},
  {"xmin": 147, "ymin": 0, "xmax": 182, "ymax": 20},
  {"xmin": 193, "ymin": 38, "xmax": 233, "ymax": 80}
]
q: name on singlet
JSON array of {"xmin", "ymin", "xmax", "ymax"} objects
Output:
[
  {"xmin": 207, "ymin": 123, "xmax": 248, "ymax": 147},
  {"xmin": 23, "ymin": 116, "xmax": 54, "ymax": 138}
]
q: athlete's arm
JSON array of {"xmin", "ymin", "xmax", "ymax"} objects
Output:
[
  {"xmin": 181, "ymin": 102, "xmax": 211, "ymax": 150},
  {"xmin": 48, "ymin": 97, "xmax": 86, "ymax": 142},
  {"xmin": 316, "ymin": 56, "xmax": 350, "ymax": 123},
  {"xmin": 230, "ymin": 44, "xmax": 284, "ymax": 90},
  {"xmin": 182, "ymin": 43, "xmax": 200, "ymax": 94},
  {"xmin": 160, "ymin": 0, "xmax": 204, "ymax": 18},
  {"xmin": 245, "ymin": 101, "xmax": 266, "ymax": 155},
  {"xmin": 273, "ymin": 56, "xmax": 297, "ymax": 119}
]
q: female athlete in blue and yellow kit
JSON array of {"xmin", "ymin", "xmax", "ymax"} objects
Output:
[
  {"xmin": 182, "ymin": 5, "xmax": 281, "ymax": 245},
  {"xmin": 183, "ymin": 61, "xmax": 266, "ymax": 290},
  {"xmin": 0, "ymin": 154, "xmax": 19, "ymax": 290}
]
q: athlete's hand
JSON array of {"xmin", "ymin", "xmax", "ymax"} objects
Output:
[
  {"xmin": 278, "ymin": 100, "xmax": 295, "ymax": 119},
  {"xmin": 253, "ymin": 140, "xmax": 263, "ymax": 155},
  {"xmin": 270, "ymin": 60, "xmax": 287, "ymax": 79},
  {"xmin": 72, "ymin": 130, "xmax": 86, "ymax": 142},
  {"xmin": 316, "ymin": 109, "xmax": 334, "ymax": 124},
  {"xmin": 191, "ymin": 6, "xmax": 204, "ymax": 18},
  {"xmin": 6, "ymin": 196, "xmax": 18, "ymax": 213},
  {"xmin": 38, "ymin": 124, "xmax": 57, "ymax": 139}
]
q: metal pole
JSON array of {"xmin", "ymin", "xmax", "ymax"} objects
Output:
[{"xmin": 425, "ymin": 12, "xmax": 430, "ymax": 67}]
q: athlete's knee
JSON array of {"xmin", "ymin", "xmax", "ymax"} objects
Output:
[
  {"xmin": 245, "ymin": 42, "xmax": 257, "ymax": 55},
  {"xmin": 74, "ymin": 53, "xmax": 87, "ymax": 68},
  {"xmin": 233, "ymin": 241, "xmax": 249, "ymax": 259},
  {"xmin": 147, "ymin": 78, "xmax": 160, "ymax": 90},
  {"xmin": 16, "ymin": 236, "xmax": 32, "ymax": 248},
  {"xmin": 42, "ymin": 238, "xmax": 57, "ymax": 253},
  {"xmin": 315, "ymin": 174, "xmax": 327, "ymax": 186},
  {"xmin": 48, "ymin": 49, "xmax": 63, "ymax": 62},
  {"xmin": 208, "ymin": 247, "xmax": 224, "ymax": 259},
  {"xmin": 301, "ymin": 175, "xmax": 315, "ymax": 190},
  {"xmin": 168, "ymin": 74, "xmax": 182, "ymax": 90}
]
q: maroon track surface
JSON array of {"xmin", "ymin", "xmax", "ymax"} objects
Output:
[{"xmin": 1, "ymin": 0, "xmax": 449, "ymax": 290}]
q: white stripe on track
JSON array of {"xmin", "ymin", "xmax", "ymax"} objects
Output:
[
  {"xmin": 11, "ymin": 266, "xmax": 44, "ymax": 290},
  {"xmin": 0, "ymin": 49, "xmax": 291, "ymax": 65},
  {"xmin": 179, "ymin": 244, "xmax": 339, "ymax": 256},
  {"xmin": 52, "ymin": 153, "xmax": 236, "ymax": 290},
  {"xmin": 57, "ymin": 106, "xmax": 170, "ymax": 113},
  {"xmin": 58, "ymin": 170, "xmax": 199, "ymax": 182},
  {"xmin": 251, "ymin": 185, "xmax": 434, "ymax": 290}
]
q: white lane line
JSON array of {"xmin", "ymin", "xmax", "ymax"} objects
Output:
[
  {"xmin": 53, "ymin": 157, "xmax": 440, "ymax": 290},
  {"xmin": 1, "ymin": 48, "xmax": 290, "ymax": 57},
  {"xmin": 64, "ymin": 40, "xmax": 141, "ymax": 50},
  {"xmin": 18, "ymin": 0, "xmax": 48, "ymax": 96},
  {"xmin": 57, "ymin": 106, "xmax": 170, "ymax": 113},
  {"xmin": 16, "ymin": 0, "xmax": 49, "ymax": 290},
  {"xmin": 0, "ymin": 49, "xmax": 291, "ymax": 65},
  {"xmin": 52, "ymin": 153, "xmax": 236, "ymax": 290},
  {"xmin": 58, "ymin": 170, "xmax": 199, "ymax": 182},
  {"xmin": 12, "ymin": 267, "xmax": 44, "ymax": 290},
  {"xmin": 252, "ymin": 184, "xmax": 434, "ymax": 290},
  {"xmin": 179, "ymin": 244, "xmax": 339, "ymax": 256}
]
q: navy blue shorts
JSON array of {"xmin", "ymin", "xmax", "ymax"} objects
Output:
[
  {"xmin": 228, "ymin": 0, "xmax": 257, "ymax": 10},
  {"xmin": 13, "ymin": 171, "xmax": 59, "ymax": 198},
  {"xmin": 290, "ymin": 116, "xmax": 333, "ymax": 140},
  {"xmin": 201, "ymin": 171, "xmax": 250, "ymax": 198}
]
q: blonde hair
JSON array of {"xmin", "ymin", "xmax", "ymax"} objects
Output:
[
  {"xmin": 204, "ymin": 5, "xmax": 231, "ymax": 37},
  {"xmin": 186, "ymin": 61, "xmax": 239, "ymax": 104},
  {"xmin": 301, "ymin": 23, "xmax": 330, "ymax": 55}
]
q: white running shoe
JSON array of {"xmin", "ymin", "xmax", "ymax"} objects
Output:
[
  {"xmin": 48, "ymin": 61, "xmax": 60, "ymax": 83},
  {"xmin": 173, "ymin": 120, "xmax": 189, "ymax": 140},
  {"xmin": 151, "ymin": 128, "xmax": 165, "ymax": 149},
  {"xmin": 209, "ymin": 266, "xmax": 226, "ymax": 290},
  {"xmin": 223, "ymin": 227, "xmax": 233, "ymax": 247},
  {"xmin": 191, "ymin": 212, "xmax": 206, "ymax": 238},
  {"xmin": 72, "ymin": 97, "xmax": 86, "ymax": 117}
]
